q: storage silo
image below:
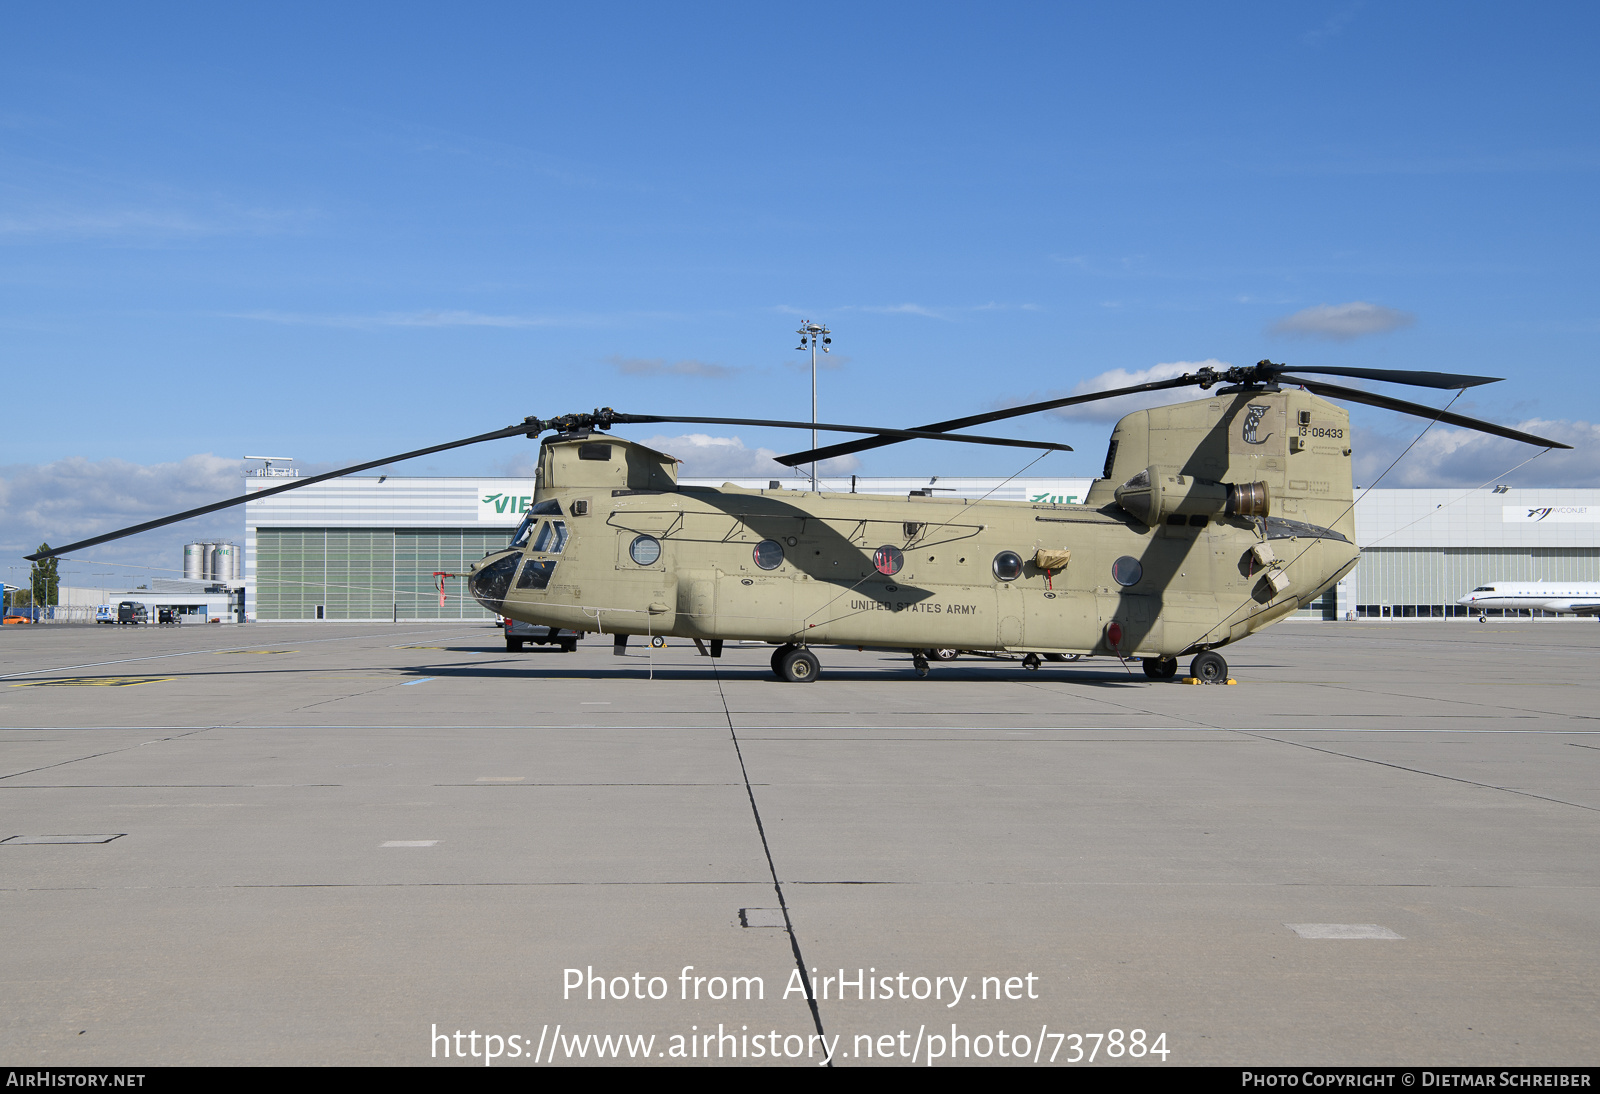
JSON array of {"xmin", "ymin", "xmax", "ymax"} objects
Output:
[
  {"xmin": 213, "ymin": 544, "xmax": 237, "ymax": 584},
  {"xmin": 184, "ymin": 543, "xmax": 208, "ymax": 580}
]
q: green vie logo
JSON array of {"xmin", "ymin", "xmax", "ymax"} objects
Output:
[
  {"xmin": 1030, "ymin": 492, "xmax": 1079, "ymax": 504},
  {"xmin": 482, "ymin": 493, "xmax": 534, "ymax": 515}
]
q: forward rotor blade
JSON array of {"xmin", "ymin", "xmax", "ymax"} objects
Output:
[
  {"xmin": 1281, "ymin": 376, "xmax": 1573, "ymax": 450},
  {"xmin": 774, "ymin": 375, "xmax": 1200, "ymax": 467},
  {"xmin": 26, "ymin": 412, "xmax": 1074, "ymax": 563},
  {"xmin": 610, "ymin": 413, "xmax": 1073, "ymax": 455},
  {"xmin": 1277, "ymin": 365, "xmax": 1501, "ymax": 389},
  {"xmin": 24, "ymin": 423, "xmax": 533, "ymax": 562}
]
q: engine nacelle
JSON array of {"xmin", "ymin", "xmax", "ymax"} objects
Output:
[{"xmin": 1114, "ymin": 466, "xmax": 1270, "ymax": 525}]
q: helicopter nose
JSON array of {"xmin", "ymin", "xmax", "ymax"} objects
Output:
[{"xmin": 468, "ymin": 551, "xmax": 521, "ymax": 614}]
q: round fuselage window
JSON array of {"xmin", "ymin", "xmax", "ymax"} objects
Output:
[{"xmin": 629, "ymin": 535, "xmax": 662, "ymax": 565}]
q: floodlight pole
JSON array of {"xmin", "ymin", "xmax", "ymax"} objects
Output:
[{"xmin": 795, "ymin": 321, "xmax": 831, "ymax": 490}]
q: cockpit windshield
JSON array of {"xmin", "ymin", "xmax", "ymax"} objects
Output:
[{"xmin": 510, "ymin": 515, "xmax": 537, "ymax": 548}]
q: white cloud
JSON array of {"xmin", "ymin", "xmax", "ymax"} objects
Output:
[
  {"xmin": 1270, "ymin": 301, "xmax": 1414, "ymax": 340},
  {"xmin": 0, "ymin": 454, "xmax": 246, "ymax": 578},
  {"xmin": 849, "ymin": 303, "xmax": 945, "ymax": 319},
  {"xmin": 0, "ymin": 204, "xmax": 308, "ymax": 240},
  {"xmin": 636, "ymin": 433, "xmax": 859, "ymax": 478},
  {"xmin": 228, "ymin": 309, "xmax": 574, "ymax": 329},
  {"xmin": 1352, "ymin": 419, "xmax": 1600, "ymax": 488},
  {"xmin": 607, "ymin": 355, "xmax": 733, "ymax": 378},
  {"xmin": 1016, "ymin": 359, "xmax": 1229, "ymax": 423}
]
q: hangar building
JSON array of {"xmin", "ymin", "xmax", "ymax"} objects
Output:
[{"xmin": 240, "ymin": 476, "xmax": 1600, "ymax": 623}]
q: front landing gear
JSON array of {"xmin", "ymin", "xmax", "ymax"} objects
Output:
[
  {"xmin": 770, "ymin": 644, "xmax": 794, "ymax": 678},
  {"xmin": 1142, "ymin": 656, "xmax": 1178, "ymax": 680},
  {"xmin": 1189, "ymin": 651, "xmax": 1229, "ymax": 684},
  {"xmin": 772, "ymin": 645, "xmax": 820, "ymax": 683},
  {"xmin": 912, "ymin": 652, "xmax": 930, "ymax": 678}
]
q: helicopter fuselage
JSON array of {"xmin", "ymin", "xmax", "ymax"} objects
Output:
[{"xmin": 468, "ymin": 389, "xmax": 1362, "ymax": 662}]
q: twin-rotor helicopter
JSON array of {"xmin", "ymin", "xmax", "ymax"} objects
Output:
[{"xmin": 30, "ymin": 359, "xmax": 1568, "ymax": 683}]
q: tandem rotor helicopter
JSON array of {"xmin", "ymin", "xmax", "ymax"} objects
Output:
[{"xmin": 29, "ymin": 360, "xmax": 1569, "ymax": 683}]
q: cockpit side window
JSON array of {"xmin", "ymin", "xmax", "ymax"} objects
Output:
[
  {"xmin": 510, "ymin": 500, "xmax": 563, "ymax": 548},
  {"xmin": 532, "ymin": 520, "xmax": 568, "ymax": 554}
]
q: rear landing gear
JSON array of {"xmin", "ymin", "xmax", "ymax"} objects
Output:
[
  {"xmin": 1142, "ymin": 656, "xmax": 1178, "ymax": 680},
  {"xmin": 1190, "ymin": 651, "xmax": 1228, "ymax": 683},
  {"xmin": 1021, "ymin": 653, "xmax": 1042, "ymax": 671}
]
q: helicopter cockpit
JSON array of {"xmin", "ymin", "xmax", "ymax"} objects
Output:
[{"xmin": 510, "ymin": 499, "xmax": 564, "ymax": 549}]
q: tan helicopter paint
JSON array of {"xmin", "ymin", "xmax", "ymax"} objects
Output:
[{"xmin": 471, "ymin": 388, "xmax": 1361, "ymax": 660}]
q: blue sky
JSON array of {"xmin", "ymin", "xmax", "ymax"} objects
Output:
[{"xmin": 3, "ymin": 3, "xmax": 1598, "ymax": 577}]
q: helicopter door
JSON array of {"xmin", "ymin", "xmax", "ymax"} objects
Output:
[
  {"xmin": 677, "ymin": 572, "xmax": 716, "ymax": 636},
  {"xmin": 715, "ymin": 571, "xmax": 794, "ymax": 641},
  {"xmin": 1096, "ymin": 593, "xmax": 1161, "ymax": 656}
]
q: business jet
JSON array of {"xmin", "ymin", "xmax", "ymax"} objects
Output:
[{"xmin": 1457, "ymin": 582, "xmax": 1600, "ymax": 619}]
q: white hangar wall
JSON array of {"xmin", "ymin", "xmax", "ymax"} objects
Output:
[{"xmin": 240, "ymin": 477, "xmax": 1600, "ymax": 623}]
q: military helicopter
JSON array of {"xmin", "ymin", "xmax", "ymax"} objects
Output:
[{"xmin": 28, "ymin": 360, "xmax": 1568, "ymax": 683}]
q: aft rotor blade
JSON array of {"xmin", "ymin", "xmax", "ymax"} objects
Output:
[
  {"xmin": 774, "ymin": 375, "xmax": 1200, "ymax": 467},
  {"xmin": 609, "ymin": 413, "xmax": 1073, "ymax": 455},
  {"xmin": 24, "ymin": 423, "xmax": 534, "ymax": 562},
  {"xmin": 1282, "ymin": 376, "xmax": 1573, "ymax": 449},
  {"xmin": 1277, "ymin": 365, "xmax": 1501, "ymax": 390}
]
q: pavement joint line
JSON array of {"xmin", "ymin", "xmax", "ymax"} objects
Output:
[
  {"xmin": 9, "ymin": 723, "xmax": 1600, "ymax": 732},
  {"xmin": 1237, "ymin": 731, "xmax": 1600, "ymax": 813},
  {"xmin": 712, "ymin": 658, "xmax": 830, "ymax": 1060},
  {"xmin": 0, "ymin": 727, "xmax": 223, "ymax": 783},
  {"xmin": 7, "ymin": 880, "xmax": 1597, "ymax": 893},
  {"xmin": 0, "ymin": 627, "xmax": 477, "ymax": 681}
]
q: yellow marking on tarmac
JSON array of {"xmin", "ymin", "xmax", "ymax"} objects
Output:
[{"xmin": 11, "ymin": 676, "xmax": 175, "ymax": 688}]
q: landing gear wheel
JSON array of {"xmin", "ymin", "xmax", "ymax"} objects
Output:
[
  {"xmin": 779, "ymin": 647, "xmax": 820, "ymax": 683},
  {"xmin": 771, "ymin": 643, "xmax": 797, "ymax": 679},
  {"xmin": 560, "ymin": 639, "xmax": 577, "ymax": 653},
  {"xmin": 650, "ymin": 635, "xmax": 665, "ymax": 648},
  {"xmin": 1142, "ymin": 656, "xmax": 1178, "ymax": 680},
  {"xmin": 1022, "ymin": 652, "xmax": 1042, "ymax": 671},
  {"xmin": 1190, "ymin": 651, "xmax": 1228, "ymax": 684},
  {"xmin": 506, "ymin": 638, "xmax": 523, "ymax": 651},
  {"xmin": 912, "ymin": 652, "xmax": 930, "ymax": 679},
  {"xmin": 930, "ymin": 648, "xmax": 958, "ymax": 661}
]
